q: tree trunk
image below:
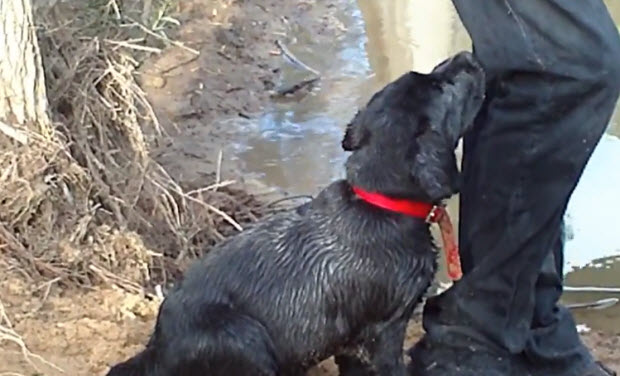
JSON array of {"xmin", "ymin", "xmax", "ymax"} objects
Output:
[{"xmin": 0, "ymin": 0, "xmax": 52, "ymax": 143}]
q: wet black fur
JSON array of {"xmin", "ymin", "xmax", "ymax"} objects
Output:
[{"xmin": 106, "ymin": 52, "xmax": 485, "ymax": 376}]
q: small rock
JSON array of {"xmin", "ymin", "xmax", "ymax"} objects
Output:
[
  {"xmin": 576, "ymin": 324, "xmax": 591, "ymax": 334},
  {"xmin": 143, "ymin": 75, "xmax": 166, "ymax": 88}
]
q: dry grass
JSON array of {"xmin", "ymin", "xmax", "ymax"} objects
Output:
[{"xmin": 0, "ymin": 0, "xmax": 272, "ymax": 293}]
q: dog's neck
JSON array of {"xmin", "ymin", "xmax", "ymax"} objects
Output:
[
  {"xmin": 349, "ymin": 183, "xmax": 462, "ymax": 280},
  {"xmin": 350, "ymin": 185, "xmax": 440, "ymax": 222}
]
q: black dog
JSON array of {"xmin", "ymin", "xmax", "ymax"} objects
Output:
[{"xmin": 106, "ymin": 51, "xmax": 485, "ymax": 376}]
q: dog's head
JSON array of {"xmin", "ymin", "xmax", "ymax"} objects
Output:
[{"xmin": 343, "ymin": 51, "xmax": 485, "ymax": 203}]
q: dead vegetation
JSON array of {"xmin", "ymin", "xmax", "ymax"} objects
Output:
[{"xmin": 0, "ymin": 0, "xmax": 275, "ymax": 295}]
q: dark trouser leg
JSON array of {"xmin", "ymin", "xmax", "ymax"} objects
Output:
[
  {"xmin": 408, "ymin": 1, "xmax": 620, "ymax": 375},
  {"xmin": 524, "ymin": 222, "xmax": 592, "ymax": 374}
]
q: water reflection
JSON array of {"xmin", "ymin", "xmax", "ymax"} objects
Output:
[
  {"xmin": 358, "ymin": 0, "xmax": 469, "ymax": 81},
  {"xmin": 229, "ymin": 1, "xmax": 369, "ymax": 193}
]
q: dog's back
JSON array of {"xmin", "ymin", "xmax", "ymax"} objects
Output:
[{"xmin": 108, "ymin": 182, "xmax": 434, "ymax": 375}]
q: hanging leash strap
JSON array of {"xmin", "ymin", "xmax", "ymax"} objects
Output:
[{"xmin": 352, "ymin": 186, "xmax": 463, "ymax": 281}]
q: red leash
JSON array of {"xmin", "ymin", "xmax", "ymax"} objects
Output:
[{"xmin": 352, "ymin": 186, "xmax": 463, "ymax": 281}]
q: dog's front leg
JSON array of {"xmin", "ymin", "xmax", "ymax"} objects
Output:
[
  {"xmin": 335, "ymin": 353, "xmax": 372, "ymax": 376},
  {"xmin": 364, "ymin": 318, "xmax": 408, "ymax": 376}
]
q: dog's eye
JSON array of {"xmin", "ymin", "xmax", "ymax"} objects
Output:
[{"xmin": 430, "ymin": 80, "xmax": 444, "ymax": 91}]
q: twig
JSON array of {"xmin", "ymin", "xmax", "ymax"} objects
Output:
[
  {"xmin": 265, "ymin": 194, "xmax": 314, "ymax": 208},
  {"xmin": 566, "ymin": 298, "xmax": 619, "ymax": 310},
  {"xmin": 272, "ymin": 77, "xmax": 320, "ymax": 98},
  {"xmin": 158, "ymin": 55, "xmax": 200, "ymax": 75},
  {"xmin": 22, "ymin": 277, "xmax": 62, "ymax": 317},
  {"xmin": 185, "ymin": 193, "xmax": 243, "ymax": 232},
  {"xmin": 186, "ymin": 180, "xmax": 236, "ymax": 196},
  {"xmin": 107, "ymin": 0, "xmax": 122, "ymax": 20},
  {"xmin": 564, "ymin": 286, "xmax": 620, "ymax": 294},
  {"xmin": 123, "ymin": 17, "xmax": 200, "ymax": 55},
  {"xmin": 179, "ymin": 187, "xmax": 242, "ymax": 231},
  {"xmin": 275, "ymin": 40, "xmax": 320, "ymax": 76},
  {"xmin": 88, "ymin": 264, "xmax": 143, "ymax": 295},
  {"xmin": 150, "ymin": 175, "xmax": 243, "ymax": 232},
  {"xmin": 0, "ymin": 121, "xmax": 28, "ymax": 145},
  {"xmin": 216, "ymin": 149, "xmax": 223, "ymax": 186},
  {"xmin": 104, "ymin": 39, "xmax": 162, "ymax": 54},
  {"xmin": 216, "ymin": 50, "xmax": 233, "ymax": 61},
  {"xmin": 154, "ymin": 284, "xmax": 165, "ymax": 300}
]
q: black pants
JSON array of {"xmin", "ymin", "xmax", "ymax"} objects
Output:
[{"xmin": 422, "ymin": 1, "xmax": 620, "ymax": 375}]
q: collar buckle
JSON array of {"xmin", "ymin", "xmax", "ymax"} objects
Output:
[{"xmin": 425, "ymin": 205, "xmax": 443, "ymax": 223}]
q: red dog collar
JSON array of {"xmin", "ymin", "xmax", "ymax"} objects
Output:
[{"xmin": 352, "ymin": 186, "xmax": 463, "ymax": 281}]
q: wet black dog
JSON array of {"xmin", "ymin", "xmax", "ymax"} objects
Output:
[{"xmin": 106, "ymin": 51, "xmax": 485, "ymax": 376}]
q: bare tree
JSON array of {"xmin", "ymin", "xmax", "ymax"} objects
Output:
[{"xmin": 0, "ymin": 0, "xmax": 53, "ymax": 144}]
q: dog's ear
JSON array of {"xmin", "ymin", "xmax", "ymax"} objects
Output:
[
  {"xmin": 437, "ymin": 75, "xmax": 485, "ymax": 146},
  {"xmin": 409, "ymin": 131, "xmax": 460, "ymax": 201},
  {"xmin": 341, "ymin": 111, "xmax": 369, "ymax": 151}
]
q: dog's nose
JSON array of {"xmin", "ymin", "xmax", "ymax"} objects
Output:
[
  {"xmin": 456, "ymin": 51, "xmax": 483, "ymax": 73},
  {"xmin": 453, "ymin": 51, "xmax": 475, "ymax": 64},
  {"xmin": 434, "ymin": 51, "xmax": 483, "ymax": 76}
]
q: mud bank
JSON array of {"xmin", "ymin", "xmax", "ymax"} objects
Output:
[{"xmin": 1, "ymin": 283, "xmax": 617, "ymax": 375}]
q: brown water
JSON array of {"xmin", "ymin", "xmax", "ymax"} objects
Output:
[{"xmin": 221, "ymin": 0, "xmax": 620, "ymax": 331}]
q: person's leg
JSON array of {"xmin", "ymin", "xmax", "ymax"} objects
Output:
[
  {"xmin": 525, "ymin": 223, "xmax": 617, "ymax": 376},
  {"xmin": 524, "ymin": 223, "xmax": 592, "ymax": 374},
  {"xmin": 407, "ymin": 1, "xmax": 620, "ymax": 375}
]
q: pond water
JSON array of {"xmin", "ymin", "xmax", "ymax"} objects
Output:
[{"xmin": 222, "ymin": 0, "xmax": 620, "ymax": 331}]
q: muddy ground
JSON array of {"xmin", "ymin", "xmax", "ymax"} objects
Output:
[
  {"xmin": 140, "ymin": 0, "xmax": 348, "ymax": 189},
  {"xmin": 1, "ymin": 0, "xmax": 618, "ymax": 375},
  {"xmin": 1, "ymin": 279, "xmax": 618, "ymax": 375}
]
